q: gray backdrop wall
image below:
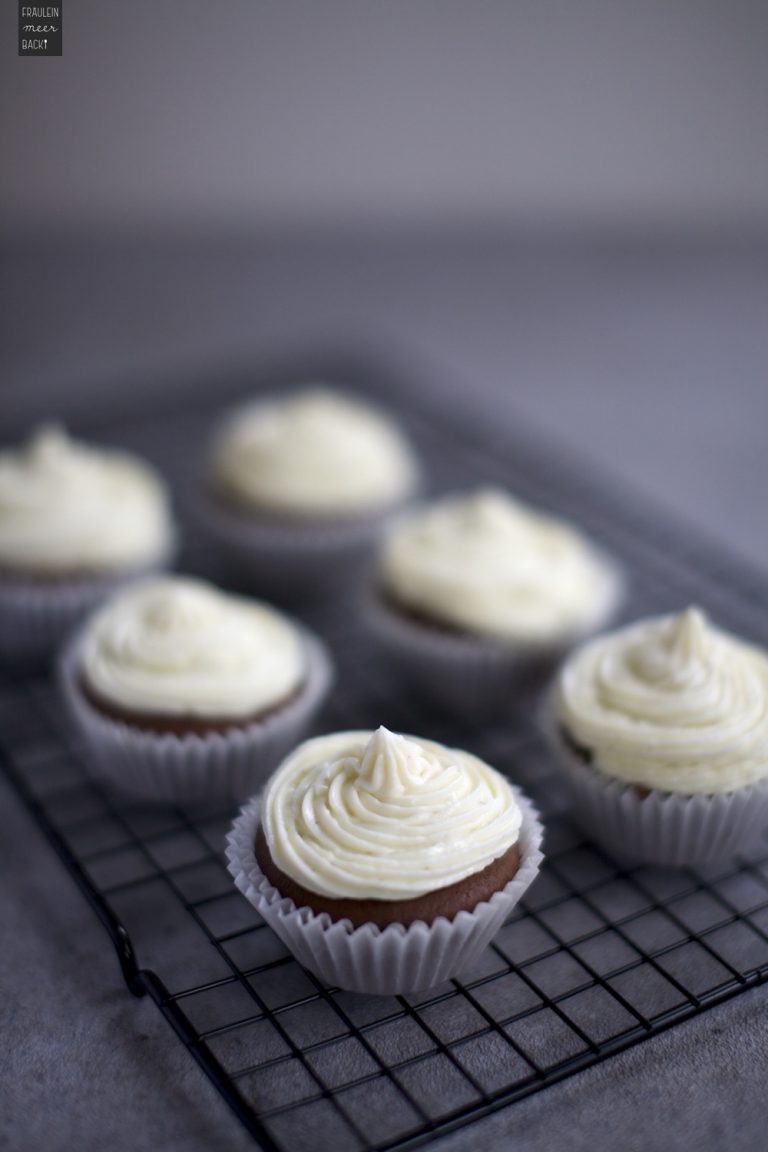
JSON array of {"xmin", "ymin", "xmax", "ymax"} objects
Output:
[{"xmin": 2, "ymin": 0, "xmax": 768, "ymax": 232}]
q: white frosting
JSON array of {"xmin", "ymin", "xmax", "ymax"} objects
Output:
[
  {"xmin": 555, "ymin": 607, "xmax": 768, "ymax": 794},
  {"xmin": 0, "ymin": 426, "xmax": 173, "ymax": 574},
  {"xmin": 262, "ymin": 726, "xmax": 522, "ymax": 900},
  {"xmin": 82, "ymin": 576, "xmax": 304, "ymax": 718},
  {"xmin": 379, "ymin": 488, "xmax": 619, "ymax": 643},
  {"xmin": 210, "ymin": 388, "xmax": 419, "ymax": 517}
]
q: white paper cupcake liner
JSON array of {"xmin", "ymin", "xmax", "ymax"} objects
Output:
[
  {"xmin": 195, "ymin": 495, "xmax": 408, "ymax": 603},
  {"xmin": 0, "ymin": 557, "xmax": 174, "ymax": 669},
  {"xmin": 225, "ymin": 787, "xmax": 544, "ymax": 995},
  {"xmin": 544, "ymin": 716, "xmax": 768, "ymax": 867},
  {"xmin": 57, "ymin": 625, "xmax": 334, "ymax": 807},
  {"xmin": 364, "ymin": 590, "xmax": 616, "ymax": 719}
]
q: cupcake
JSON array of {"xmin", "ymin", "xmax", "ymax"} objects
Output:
[
  {"xmin": 367, "ymin": 487, "xmax": 621, "ymax": 716},
  {"xmin": 0, "ymin": 425, "xmax": 175, "ymax": 664},
  {"xmin": 548, "ymin": 607, "xmax": 768, "ymax": 866},
  {"xmin": 226, "ymin": 726, "xmax": 543, "ymax": 994},
  {"xmin": 59, "ymin": 575, "xmax": 333, "ymax": 805},
  {"xmin": 201, "ymin": 387, "xmax": 421, "ymax": 601}
]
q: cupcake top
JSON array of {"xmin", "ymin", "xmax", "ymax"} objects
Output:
[
  {"xmin": 81, "ymin": 576, "xmax": 304, "ymax": 719},
  {"xmin": 555, "ymin": 607, "xmax": 768, "ymax": 794},
  {"xmin": 0, "ymin": 426, "xmax": 173, "ymax": 575},
  {"xmin": 262, "ymin": 726, "xmax": 522, "ymax": 900},
  {"xmin": 378, "ymin": 488, "xmax": 619, "ymax": 643},
  {"xmin": 210, "ymin": 388, "xmax": 419, "ymax": 518}
]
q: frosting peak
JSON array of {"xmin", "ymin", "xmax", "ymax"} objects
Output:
[
  {"xmin": 0, "ymin": 425, "xmax": 173, "ymax": 574},
  {"xmin": 458, "ymin": 488, "xmax": 533, "ymax": 535},
  {"xmin": 28, "ymin": 424, "xmax": 70, "ymax": 466},
  {"xmin": 81, "ymin": 577, "xmax": 304, "ymax": 719},
  {"xmin": 356, "ymin": 726, "xmax": 435, "ymax": 796},
  {"xmin": 629, "ymin": 606, "xmax": 711, "ymax": 689},
  {"xmin": 143, "ymin": 582, "xmax": 211, "ymax": 632},
  {"xmin": 668, "ymin": 606, "xmax": 710, "ymax": 665},
  {"xmin": 210, "ymin": 388, "xmax": 419, "ymax": 517},
  {"xmin": 263, "ymin": 729, "xmax": 522, "ymax": 900},
  {"xmin": 379, "ymin": 488, "xmax": 620, "ymax": 643},
  {"xmin": 555, "ymin": 608, "xmax": 768, "ymax": 794}
]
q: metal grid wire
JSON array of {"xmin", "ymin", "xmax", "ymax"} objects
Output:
[{"xmin": 3, "ymin": 367, "xmax": 768, "ymax": 1152}]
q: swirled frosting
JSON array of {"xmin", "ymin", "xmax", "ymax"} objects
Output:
[
  {"xmin": 378, "ymin": 488, "xmax": 619, "ymax": 643},
  {"xmin": 262, "ymin": 726, "xmax": 522, "ymax": 900},
  {"xmin": 0, "ymin": 426, "xmax": 173, "ymax": 574},
  {"xmin": 210, "ymin": 388, "xmax": 419, "ymax": 517},
  {"xmin": 555, "ymin": 607, "xmax": 768, "ymax": 794},
  {"xmin": 81, "ymin": 576, "xmax": 304, "ymax": 718}
]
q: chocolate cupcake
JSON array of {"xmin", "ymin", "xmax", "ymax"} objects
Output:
[
  {"xmin": 547, "ymin": 607, "xmax": 768, "ymax": 866},
  {"xmin": 59, "ymin": 576, "xmax": 333, "ymax": 805},
  {"xmin": 200, "ymin": 387, "xmax": 421, "ymax": 601},
  {"xmin": 0, "ymin": 425, "xmax": 175, "ymax": 663},
  {"xmin": 366, "ymin": 487, "xmax": 621, "ymax": 717},
  {"xmin": 226, "ymin": 726, "xmax": 543, "ymax": 994}
]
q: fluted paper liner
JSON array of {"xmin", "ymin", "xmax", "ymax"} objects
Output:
[
  {"xmin": 196, "ymin": 495, "xmax": 411, "ymax": 603},
  {"xmin": 225, "ymin": 787, "xmax": 544, "ymax": 995},
  {"xmin": 0, "ymin": 554, "xmax": 174, "ymax": 668},
  {"xmin": 58, "ymin": 625, "xmax": 334, "ymax": 806},
  {"xmin": 544, "ymin": 711, "xmax": 768, "ymax": 867},
  {"xmin": 365, "ymin": 570, "xmax": 624, "ymax": 718}
]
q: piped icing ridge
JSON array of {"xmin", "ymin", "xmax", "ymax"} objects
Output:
[
  {"xmin": 81, "ymin": 576, "xmax": 304, "ymax": 718},
  {"xmin": 262, "ymin": 727, "xmax": 522, "ymax": 900},
  {"xmin": 378, "ymin": 488, "xmax": 619, "ymax": 642},
  {"xmin": 555, "ymin": 607, "xmax": 768, "ymax": 794},
  {"xmin": 0, "ymin": 426, "xmax": 173, "ymax": 573},
  {"xmin": 210, "ymin": 388, "xmax": 419, "ymax": 517}
]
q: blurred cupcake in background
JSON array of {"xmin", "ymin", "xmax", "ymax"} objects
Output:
[
  {"xmin": 59, "ymin": 575, "xmax": 333, "ymax": 805},
  {"xmin": 0, "ymin": 425, "xmax": 175, "ymax": 664},
  {"xmin": 200, "ymin": 387, "xmax": 421, "ymax": 602},
  {"xmin": 366, "ymin": 487, "xmax": 622, "ymax": 717},
  {"xmin": 547, "ymin": 606, "xmax": 768, "ymax": 866}
]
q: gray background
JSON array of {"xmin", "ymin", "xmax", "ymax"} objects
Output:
[
  {"xmin": 2, "ymin": 0, "xmax": 768, "ymax": 232},
  {"xmin": 2, "ymin": 3, "xmax": 768, "ymax": 1150},
  {"xmin": 3, "ymin": 229, "xmax": 768, "ymax": 569}
]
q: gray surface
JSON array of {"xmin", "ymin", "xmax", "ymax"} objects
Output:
[
  {"xmin": 0, "ymin": 773, "xmax": 255, "ymax": 1152},
  {"xmin": 2, "ymin": 230, "xmax": 768, "ymax": 1151},
  {"xmin": 3, "ymin": 768, "xmax": 767, "ymax": 1152}
]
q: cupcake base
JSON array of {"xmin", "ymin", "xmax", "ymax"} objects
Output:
[
  {"xmin": 197, "ymin": 495, "xmax": 405, "ymax": 605},
  {"xmin": 0, "ymin": 561, "xmax": 171, "ymax": 668},
  {"xmin": 226, "ymin": 787, "xmax": 544, "ymax": 995},
  {"xmin": 365, "ymin": 591, "xmax": 566, "ymax": 719},
  {"xmin": 80, "ymin": 677, "xmax": 302, "ymax": 737},
  {"xmin": 58, "ymin": 625, "xmax": 334, "ymax": 806},
  {"xmin": 255, "ymin": 823, "xmax": 521, "ymax": 929},
  {"xmin": 547, "ymin": 721, "xmax": 768, "ymax": 868}
]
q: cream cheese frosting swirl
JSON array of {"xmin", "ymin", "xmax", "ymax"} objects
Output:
[
  {"xmin": 378, "ymin": 488, "xmax": 619, "ymax": 643},
  {"xmin": 262, "ymin": 727, "xmax": 522, "ymax": 900},
  {"xmin": 0, "ymin": 426, "xmax": 173, "ymax": 574},
  {"xmin": 82, "ymin": 576, "xmax": 304, "ymax": 718},
  {"xmin": 210, "ymin": 388, "xmax": 420, "ymax": 517},
  {"xmin": 555, "ymin": 607, "xmax": 768, "ymax": 794}
]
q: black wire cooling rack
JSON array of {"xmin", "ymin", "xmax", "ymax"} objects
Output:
[{"xmin": 3, "ymin": 360, "xmax": 768, "ymax": 1152}]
